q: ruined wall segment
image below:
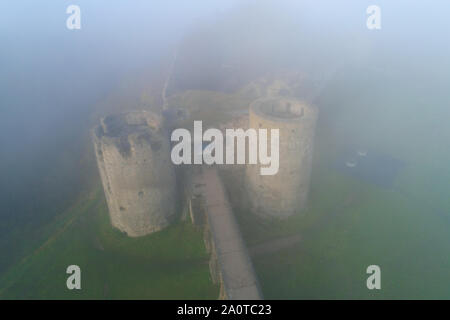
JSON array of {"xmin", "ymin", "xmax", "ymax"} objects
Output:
[
  {"xmin": 246, "ymin": 97, "xmax": 318, "ymax": 219},
  {"xmin": 92, "ymin": 111, "xmax": 176, "ymax": 237}
]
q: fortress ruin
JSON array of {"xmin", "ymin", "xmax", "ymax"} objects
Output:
[
  {"xmin": 246, "ymin": 97, "xmax": 318, "ymax": 219},
  {"xmin": 92, "ymin": 111, "xmax": 176, "ymax": 237},
  {"xmin": 91, "ymin": 76, "xmax": 318, "ymax": 299}
]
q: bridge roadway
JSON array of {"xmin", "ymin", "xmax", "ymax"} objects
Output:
[{"xmin": 192, "ymin": 166, "xmax": 263, "ymax": 300}]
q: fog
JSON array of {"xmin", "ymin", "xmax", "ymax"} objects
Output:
[
  {"xmin": 0, "ymin": 0, "xmax": 235, "ymax": 161},
  {"xmin": 1, "ymin": 0, "xmax": 448, "ymax": 164},
  {"xmin": 0, "ymin": 0, "xmax": 449, "ymax": 298}
]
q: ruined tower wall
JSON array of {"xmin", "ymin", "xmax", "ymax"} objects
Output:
[
  {"xmin": 246, "ymin": 97, "xmax": 318, "ymax": 219},
  {"xmin": 92, "ymin": 111, "xmax": 176, "ymax": 237}
]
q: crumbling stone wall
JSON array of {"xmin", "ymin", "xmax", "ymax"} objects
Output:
[
  {"xmin": 92, "ymin": 111, "xmax": 176, "ymax": 237},
  {"xmin": 246, "ymin": 97, "xmax": 318, "ymax": 218}
]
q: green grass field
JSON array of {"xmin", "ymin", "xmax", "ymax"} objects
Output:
[{"xmin": 0, "ymin": 184, "xmax": 218, "ymax": 299}]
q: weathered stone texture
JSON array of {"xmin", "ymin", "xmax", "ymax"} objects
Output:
[
  {"xmin": 246, "ymin": 97, "xmax": 318, "ymax": 218},
  {"xmin": 92, "ymin": 111, "xmax": 176, "ymax": 237}
]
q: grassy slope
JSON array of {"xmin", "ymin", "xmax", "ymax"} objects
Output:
[
  {"xmin": 0, "ymin": 184, "xmax": 218, "ymax": 299},
  {"xmin": 0, "ymin": 80, "xmax": 220, "ymax": 299}
]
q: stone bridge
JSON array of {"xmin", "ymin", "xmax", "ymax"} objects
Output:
[{"xmin": 190, "ymin": 166, "xmax": 262, "ymax": 300}]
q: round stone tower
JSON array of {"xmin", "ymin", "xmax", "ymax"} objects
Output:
[
  {"xmin": 92, "ymin": 111, "xmax": 176, "ymax": 237},
  {"xmin": 246, "ymin": 97, "xmax": 318, "ymax": 219}
]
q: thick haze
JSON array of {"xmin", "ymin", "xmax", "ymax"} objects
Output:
[
  {"xmin": 1, "ymin": 0, "xmax": 448, "ymax": 213},
  {"xmin": 0, "ymin": 0, "xmax": 238, "ymax": 163},
  {"xmin": 1, "ymin": 1, "xmax": 448, "ymax": 154},
  {"xmin": 1, "ymin": 0, "xmax": 449, "ymax": 199},
  {"xmin": 0, "ymin": 0, "xmax": 449, "ymax": 297}
]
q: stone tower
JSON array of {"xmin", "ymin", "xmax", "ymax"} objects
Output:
[
  {"xmin": 246, "ymin": 97, "xmax": 318, "ymax": 219},
  {"xmin": 92, "ymin": 111, "xmax": 176, "ymax": 237}
]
